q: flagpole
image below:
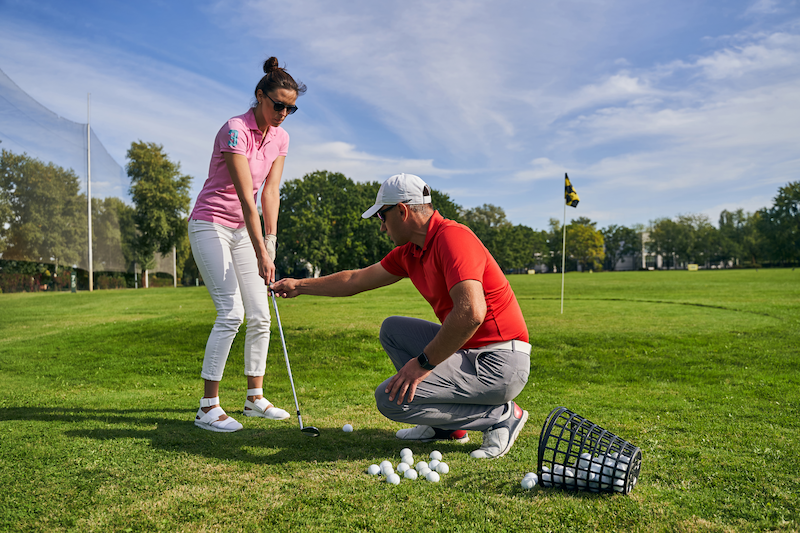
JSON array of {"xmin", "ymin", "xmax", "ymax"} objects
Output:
[{"xmin": 561, "ymin": 200, "xmax": 566, "ymax": 314}]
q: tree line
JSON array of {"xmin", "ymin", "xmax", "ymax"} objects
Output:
[
  {"xmin": 274, "ymin": 170, "xmax": 799, "ymax": 274},
  {"xmin": 1, "ymin": 144, "xmax": 797, "ymax": 292}
]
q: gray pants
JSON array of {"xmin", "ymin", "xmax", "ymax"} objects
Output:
[{"xmin": 374, "ymin": 316, "xmax": 530, "ymax": 432}]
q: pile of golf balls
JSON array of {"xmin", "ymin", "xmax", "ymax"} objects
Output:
[
  {"xmin": 365, "ymin": 449, "xmax": 450, "ymax": 485},
  {"xmin": 540, "ymin": 451, "xmax": 632, "ymax": 492}
]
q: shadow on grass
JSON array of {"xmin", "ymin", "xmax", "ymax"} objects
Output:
[{"xmin": 0, "ymin": 406, "xmax": 476, "ymax": 465}]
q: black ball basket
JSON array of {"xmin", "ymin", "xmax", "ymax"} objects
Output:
[{"xmin": 537, "ymin": 407, "xmax": 642, "ymax": 494}]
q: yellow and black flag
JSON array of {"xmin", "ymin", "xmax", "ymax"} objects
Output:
[{"xmin": 565, "ymin": 173, "xmax": 580, "ymax": 207}]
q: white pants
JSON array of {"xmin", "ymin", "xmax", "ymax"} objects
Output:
[{"xmin": 189, "ymin": 219, "xmax": 271, "ymax": 381}]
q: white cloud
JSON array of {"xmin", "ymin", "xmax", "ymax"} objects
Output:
[
  {"xmin": 745, "ymin": 0, "xmax": 782, "ymax": 15},
  {"xmin": 512, "ymin": 158, "xmax": 565, "ymax": 182},
  {"xmin": 694, "ymin": 33, "xmax": 800, "ymax": 79},
  {"xmin": 2, "ymin": 1, "xmax": 798, "ymax": 232},
  {"xmin": 281, "ymin": 137, "xmax": 455, "ymax": 184}
]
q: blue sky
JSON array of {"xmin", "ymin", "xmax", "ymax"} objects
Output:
[{"xmin": 1, "ymin": 0, "xmax": 798, "ymax": 231}]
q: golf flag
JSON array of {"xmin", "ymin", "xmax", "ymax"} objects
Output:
[{"xmin": 565, "ymin": 173, "xmax": 580, "ymax": 207}]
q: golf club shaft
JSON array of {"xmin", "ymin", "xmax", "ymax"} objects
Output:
[{"xmin": 271, "ymin": 291, "xmax": 304, "ymax": 428}]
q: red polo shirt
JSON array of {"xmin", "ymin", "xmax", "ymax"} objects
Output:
[{"xmin": 381, "ymin": 211, "xmax": 529, "ymax": 349}]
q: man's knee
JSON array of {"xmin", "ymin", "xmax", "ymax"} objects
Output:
[
  {"xmin": 379, "ymin": 316, "xmax": 405, "ymax": 347},
  {"xmin": 374, "ymin": 382, "xmax": 396, "ymax": 419}
]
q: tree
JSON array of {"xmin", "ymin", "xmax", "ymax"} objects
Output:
[
  {"xmin": 677, "ymin": 214, "xmax": 715, "ymax": 266},
  {"xmin": 757, "ymin": 181, "xmax": 800, "ymax": 265},
  {"xmin": 566, "ymin": 219, "xmax": 604, "ymax": 271},
  {"xmin": 0, "ymin": 149, "xmax": 86, "ymax": 270},
  {"xmin": 91, "ymin": 196, "xmax": 127, "ymax": 272},
  {"xmin": 430, "ymin": 189, "xmax": 463, "ymax": 222},
  {"xmin": 278, "ymin": 171, "xmax": 392, "ymax": 276},
  {"xmin": 461, "ymin": 204, "xmax": 511, "ymax": 267},
  {"xmin": 649, "ymin": 217, "xmax": 688, "ymax": 268},
  {"xmin": 126, "ymin": 142, "xmax": 192, "ymax": 281},
  {"xmin": 602, "ymin": 224, "xmax": 643, "ymax": 271}
]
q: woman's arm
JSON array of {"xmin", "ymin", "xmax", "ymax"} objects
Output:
[
  {"xmin": 223, "ymin": 151, "xmax": 274, "ymax": 284},
  {"xmin": 261, "ymin": 155, "xmax": 284, "ymax": 238}
]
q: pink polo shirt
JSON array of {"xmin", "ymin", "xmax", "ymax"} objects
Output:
[{"xmin": 190, "ymin": 109, "xmax": 289, "ymax": 228}]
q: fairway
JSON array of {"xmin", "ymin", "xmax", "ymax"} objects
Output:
[{"xmin": 1, "ymin": 269, "xmax": 798, "ymax": 532}]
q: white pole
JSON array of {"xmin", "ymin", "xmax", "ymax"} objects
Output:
[
  {"xmin": 560, "ymin": 201, "xmax": 566, "ymax": 314},
  {"xmin": 87, "ymin": 93, "xmax": 93, "ymax": 292},
  {"xmin": 173, "ymin": 245, "xmax": 177, "ymax": 288}
]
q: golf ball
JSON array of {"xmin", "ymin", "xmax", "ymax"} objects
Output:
[
  {"xmin": 428, "ymin": 459, "xmax": 440, "ymax": 470},
  {"xmin": 426, "ymin": 471, "xmax": 440, "ymax": 483},
  {"xmin": 400, "ymin": 456, "xmax": 414, "ymax": 467},
  {"xmin": 400, "ymin": 448, "xmax": 413, "ymax": 457},
  {"xmin": 404, "ymin": 468, "xmax": 418, "ymax": 480},
  {"xmin": 386, "ymin": 473, "xmax": 401, "ymax": 485},
  {"xmin": 578, "ymin": 453, "xmax": 592, "ymax": 469},
  {"xmin": 420, "ymin": 467, "xmax": 432, "ymax": 477},
  {"xmin": 541, "ymin": 466, "xmax": 552, "ymax": 486},
  {"xmin": 521, "ymin": 476, "xmax": 536, "ymax": 489},
  {"xmin": 415, "ymin": 461, "xmax": 428, "ymax": 472},
  {"xmin": 367, "ymin": 464, "xmax": 381, "ymax": 476},
  {"xmin": 397, "ymin": 462, "xmax": 410, "ymax": 473},
  {"xmin": 429, "ymin": 450, "xmax": 442, "ymax": 461},
  {"xmin": 436, "ymin": 462, "xmax": 449, "ymax": 474},
  {"xmin": 343, "ymin": 424, "xmax": 353, "ymax": 432}
]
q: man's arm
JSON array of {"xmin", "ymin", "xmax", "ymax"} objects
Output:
[
  {"xmin": 271, "ymin": 262, "xmax": 402, "ymax": 298},
  {"xmin": 385, "ymin": 279, "xmax": 486, "ymax": 405}
]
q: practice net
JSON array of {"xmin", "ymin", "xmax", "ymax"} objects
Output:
[{"xmin": 0, "ymin": 67, "xmax": 173, "ymax": 278}]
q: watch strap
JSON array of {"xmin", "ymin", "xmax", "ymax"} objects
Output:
[{"xmin": 417, "ymin": 352, "xmax": 436, "ymax": 370}]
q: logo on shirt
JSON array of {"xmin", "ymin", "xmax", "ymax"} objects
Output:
[{"xmin": 228, "ymin": 129, "xmax": 239, "ymax": 148}]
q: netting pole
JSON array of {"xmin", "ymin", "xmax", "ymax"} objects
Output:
[
  {"xmin": 173, "ymin": 245, "xmax": 177, "ymax": 288},
  {"xmin": 87, "ymin": 93, "xmax": 93, "ymax": 292}
]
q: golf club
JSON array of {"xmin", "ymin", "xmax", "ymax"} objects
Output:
[{"xmin": 271, "ymin": 290, "xmax": 320, "ymax": 437}]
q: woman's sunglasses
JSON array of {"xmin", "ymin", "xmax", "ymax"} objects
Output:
[{"xmin": 264, "ymin": 93, "xmax": 298, "ymax": 115}]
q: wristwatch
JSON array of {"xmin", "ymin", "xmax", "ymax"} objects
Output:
[{"xmin": 417, "ymin": 352, "xmax": 436, "ymax": 370}]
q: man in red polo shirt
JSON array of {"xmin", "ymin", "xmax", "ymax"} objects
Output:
[{"xmin": 271, "ymin": 173, "xmax": 530, "ymax": 459}]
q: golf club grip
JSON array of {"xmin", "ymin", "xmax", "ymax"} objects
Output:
[{"xmin": 271, "ymin": 292, "xmax": 302, "ymax": 415}]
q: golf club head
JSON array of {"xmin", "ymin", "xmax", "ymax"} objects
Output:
[{"xmin": 301, "ymin": 426, "xmax": 320, "ymax": 437}]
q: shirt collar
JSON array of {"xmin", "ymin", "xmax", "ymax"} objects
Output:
[
  {"xmin": 246, "ymin": 109, "xmax": 278, "ymax": 141},
  {"xmin": 412, "ymin": 210, "xmax": 444, "ymax": 258}
]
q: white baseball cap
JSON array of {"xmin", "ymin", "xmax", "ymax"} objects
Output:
[{"xmin": 361, "ymin": 173, "xmax": 432, "ymax": 219}]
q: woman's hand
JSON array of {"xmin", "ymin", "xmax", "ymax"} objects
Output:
[{"xmin": 258, "ymin": 251, "xmax": 276, "ymax": 285}]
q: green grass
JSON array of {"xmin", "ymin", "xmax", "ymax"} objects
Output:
[{"xmin": 1, "ymin": 269, "xmax": 798, "ymax": 532}]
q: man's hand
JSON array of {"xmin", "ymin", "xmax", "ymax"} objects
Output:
[
  {"xmin": 385, "ymin": 358, "xmax": 432, "ymax": 405},
  {"xmin": 270, "ymin": 278, "xmax": 300, "ymax": 298}
]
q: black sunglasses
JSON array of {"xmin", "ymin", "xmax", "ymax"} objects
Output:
[
  {"xmin": 376, "ymin": 204, "xmax": 399, "ymax": 222},
  {"xmin": 264, "ymin": 93, "xmax": 298, "ymax": 115}
]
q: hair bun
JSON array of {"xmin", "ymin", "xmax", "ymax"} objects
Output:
[{"xmin": 263, "ymin": 57, "xmax": 280, "ymax": 74}]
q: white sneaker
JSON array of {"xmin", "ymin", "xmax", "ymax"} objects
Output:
[
  {"xmin": 396, "ymin": 425, "xmax": 469, "ymax": 443},
  {"xmin": 470, "ymin": 401, "xmax": 528, "ymax": 459}
]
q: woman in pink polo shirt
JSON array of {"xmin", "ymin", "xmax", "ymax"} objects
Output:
[{"xmin": 188, "ymin": 57, "xmax": 306, "ymax": 432}]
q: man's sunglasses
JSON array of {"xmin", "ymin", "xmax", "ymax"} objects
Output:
[
  {"xmin": 264, "ymin": 93, "xmax": 298, "ymax": 115},
  {"xmin": 376, "ymin": 204, "xmax": 399, "ymax": 222}
]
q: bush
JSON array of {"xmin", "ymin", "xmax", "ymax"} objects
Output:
[
  {"xmin": 0, "ymin": 273, "xmax": 40, "ymax": 293},
  {"xmin": 96, "ymin": 274, "xmax": 127, "ymax": 290}
]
